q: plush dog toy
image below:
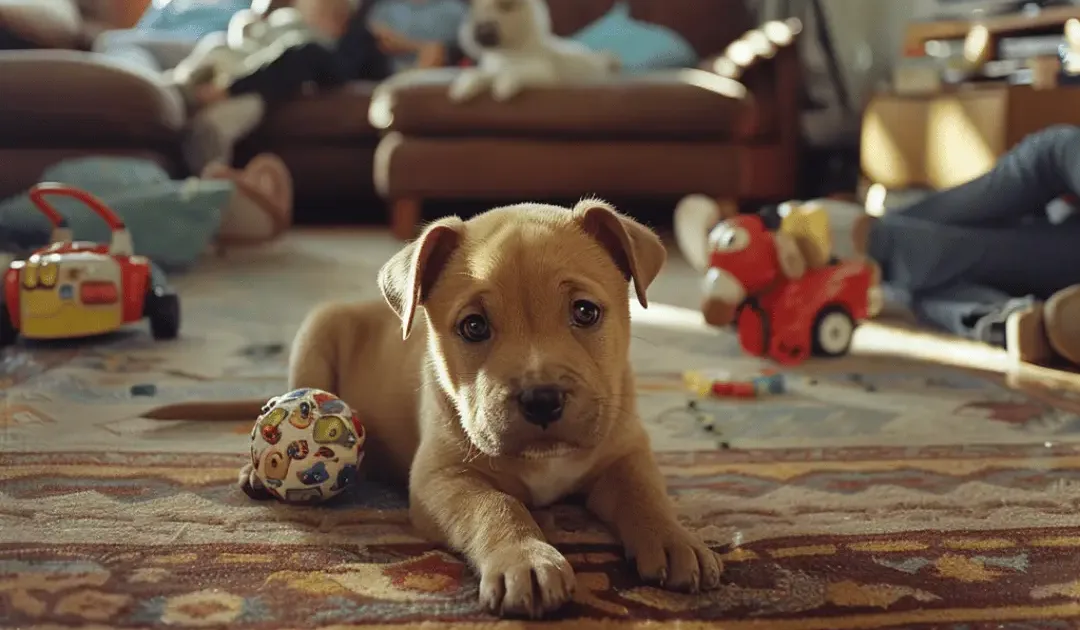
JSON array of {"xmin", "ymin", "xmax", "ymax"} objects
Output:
[{"xmin": 450, "ymin": 0, "xmax": 618, "ymax": 102}]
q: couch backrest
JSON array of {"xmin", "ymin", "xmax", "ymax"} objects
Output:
[
  {"xmin": 271, "ymin": 0, "xmax": 752, "ymax": 58},
  {"xmin": 546, "ymin": 0, "xmax": 753, "ymax": 58}
]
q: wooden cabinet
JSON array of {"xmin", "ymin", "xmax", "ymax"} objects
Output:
[{"xmin": 861, "ymin": 84, "xmax": 1080, "ymax": 190}]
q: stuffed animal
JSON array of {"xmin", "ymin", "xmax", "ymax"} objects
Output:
[
  {"xmin": 243, "ymin": 388, "xmax": 366, "ymax": 504},
  {"xmin": 449, "ymin": 0, "xmax": 618, "ymax": 102}
]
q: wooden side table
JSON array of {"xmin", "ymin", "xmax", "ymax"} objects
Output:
[{"xmin": 861, "ymin": 84, "xmax": 1080, "ymax": 191}]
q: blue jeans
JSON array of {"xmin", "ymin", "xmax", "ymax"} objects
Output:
[{"xmin": 869, "ymin": 124, "xmax": 1080, "ymax": 341}]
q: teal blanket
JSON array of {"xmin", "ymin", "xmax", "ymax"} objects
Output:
[{"xmin": 0, "ymin": 158, "xmax": 230, "ymax": 271}]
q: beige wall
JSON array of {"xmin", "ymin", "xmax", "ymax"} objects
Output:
[{"xmin": 818, "ymin": 0, "xmax": 936, "ymax": 107}]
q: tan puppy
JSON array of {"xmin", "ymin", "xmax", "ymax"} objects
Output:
[{"xmin": 159, "ymin": 200, "xmax": 723, "ymax": 617}]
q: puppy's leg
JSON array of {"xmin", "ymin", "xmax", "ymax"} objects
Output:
[
  {"xmin": 587, "ymin": 451, "xmax": 723, "ymax": 593},
  {"xmin": 449, "ymin": 69, "xmax": 492, "ymax": 102},
  {"xmin": 237, "ymin": 463, "xmax": 274, "ymax": 500},
  {"xmin": 411, "ymin": 469, "xmax": 575, "ymax": 617},
  {"xmin": 288, "ymin": 302, "xmax": 340, "ymax": 391},
  {"xmin": 491, "ymin": 71, "xmax": 525, "ymax": 102}
]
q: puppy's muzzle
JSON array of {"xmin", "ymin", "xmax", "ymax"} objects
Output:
[
  {"xmin": 472, "ymin": 21, "xmax": 501, "ymax": 48},
  {"xmin": 517, "ymin": 385, "xmax": 566, "ymax": 428}
]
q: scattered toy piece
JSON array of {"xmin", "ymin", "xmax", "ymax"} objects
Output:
[
  {"xmin": 130, "ymin": 384, "xmax": 157, "ymax": 397},
  {"xmin": 684, "ymin": 369, "xmax": 786, "ymax": 399}
]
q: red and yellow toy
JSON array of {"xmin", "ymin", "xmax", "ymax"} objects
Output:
[
  {"xmin": 701, "ymin": 210, "xmax": 878, "ymax": 365},
  {"xmin": 0, "ymin": 183, "xmax": 180, "ymax": 345}
]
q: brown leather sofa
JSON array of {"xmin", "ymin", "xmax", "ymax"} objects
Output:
[
  {"xmin": 0, "ymin": 0, "xmax": 801, "ymax": 234},
  {"xmin": 370, "ymin": 0, "xmax": 803, "ymax": 238},
  {"xmin": 0, "ymin": 0, "xmax": 382, "ymax": 211}
]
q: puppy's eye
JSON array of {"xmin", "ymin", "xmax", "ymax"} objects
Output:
[
  {"xmin": 571, "ymin": 300, "xmax": 602, "ymax": 328},
  {"xmin": 458, "ymin": 313, "xmax": 492, "ymax": 343}
]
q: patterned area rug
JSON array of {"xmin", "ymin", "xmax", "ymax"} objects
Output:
[{"xmin": 4, "ymin": 231, "xmax": 1080, "ymax": 629}]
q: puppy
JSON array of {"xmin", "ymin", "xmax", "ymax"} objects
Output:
[
  {"xmin": 451, "ymin": 0, "xmax": 618, "ymax": 102},
  {"xmin": 156, "ymin": 201, "xmax": 723, "ymax": 617}
]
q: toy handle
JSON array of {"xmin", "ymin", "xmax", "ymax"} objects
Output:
[
  {"xmin": 28, "ymin": 183, "xmax": 132, "ymax": 256},
  {"xmin": 29, "ymin": 183, "xmax": 126, "ymax": 232}
]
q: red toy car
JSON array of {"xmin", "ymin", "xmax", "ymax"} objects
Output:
[
  {"xmin": 0, "ymin": 183, "xmax": 180, "ymax": 346},
  {"xmin": 701, "ymin": 214, "xmax": 877, "ymax": 365}
]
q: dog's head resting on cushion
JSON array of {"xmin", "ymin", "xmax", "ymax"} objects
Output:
[
  {"xmin": 378, "ymin": 200, "xmax": 665, "ymax": 460},
  {"xmin": 460, "ymin": 0, "xmax": 552, "ymax": 52}
]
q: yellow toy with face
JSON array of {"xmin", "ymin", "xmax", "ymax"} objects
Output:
[{"xmin": 15, "ymin": 252, "xmax": 124, "ymax": 339}]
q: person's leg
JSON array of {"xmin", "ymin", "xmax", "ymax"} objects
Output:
[
  {"xmin": 867, "ymin": 212, "xmax": 1080, "ymax": 298},
  {"xmin": 227, "ymin": 42, "xmax": 345, "ymax": 101},
  {"xmin": 893, "ymin": 124, "xmax": 1080, "ymax": 226},
  {"xmin": 866, "ymin": 214, "xmax": 1080, "ymax": 364},
  {"xmin": 913, "ymin": 282, "xmax": 1030, "ymax": 342}
]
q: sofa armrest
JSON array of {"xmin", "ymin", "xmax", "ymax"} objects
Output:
[
  {"xmin": 0, "ymin": 0, "xmax": 86, "ymax": 49},
  {"xmin": 0, "ymin": 50, "xmax": 185, "ymax": 142},
  {"xmin": 701, "ymin": 19, "xmax": 803, "ymax": 146}
]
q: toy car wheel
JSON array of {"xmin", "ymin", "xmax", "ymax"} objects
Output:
[
  {"xmin": 145, "ymin": 288, "xmax": 180, "ymax": 340},
  {"xmin": 812, "ymin": 305, "xmax": 855, "ymax": 357},
  {"xmin": 0, "ymin": 302, "xmax": 15, "ymax": 347}
]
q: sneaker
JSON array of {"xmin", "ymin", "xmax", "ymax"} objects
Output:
[
  {"xmin": 1043, "ymin": 284, "xmax": 1080, "ymax": 365},
  {"xmin": 976, "ymin": 296, "xmax": 1036, "ymax": 349}
]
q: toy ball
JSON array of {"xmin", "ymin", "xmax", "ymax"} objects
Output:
[{"xmin": 248, "ymin": 388, "xmax": 365, "ymax": 503}]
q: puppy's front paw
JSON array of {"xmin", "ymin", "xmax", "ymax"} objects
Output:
[
  {"xmin": 491, "ymin": 75, "xmax": 523, "ymax": 102},
  {"xmin": 624, "ymin": 525, "xmax": 723, "ymax": 593},
  {"xmin": 478, "ymin": 540, "xmax": 575, "ymax": 618},
  {"xmin": 237, "ymin": 463, "xmax": 273, "ymax": 500},
  {"xmin": 449, "ymin": 70, "xmax": 488, "ymax": 103}
]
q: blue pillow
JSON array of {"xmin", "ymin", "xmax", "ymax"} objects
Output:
[
  {"xmin": 572, "ymin": 2, "xmax": 699, "ymax": 73},
  {"xmin": 136, "ymin": 0, "xmax": 251, "ymax": 40}
]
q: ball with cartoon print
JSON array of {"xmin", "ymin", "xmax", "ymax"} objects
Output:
[{"xmin": 248, "ymin": 388, "xmax": 365, "ymax": 503}]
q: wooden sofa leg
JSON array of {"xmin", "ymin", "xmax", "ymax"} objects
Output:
[{"xmin": 390, "ymin": 198, "xmax": 421, "ymax": 240}]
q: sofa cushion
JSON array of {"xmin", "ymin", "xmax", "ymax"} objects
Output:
[
  {"xmin": 0, "ymin": 0, "xmax": 82, "ymax": 48},
  {"xmin": 628, "ymin": 0, "xmax": 753, "ymax": 58},
  {"xmin": 0, "ymin": 51, "xmax": 184, "ymax": 143},
  {"xmin": 370, "ymin": 72, "xmax": 764, "ymax": 141},
  {"xmin": 544, "ymin": 0, "xmax": 616, "ymax": 36},
  {"xmin": 247, "ymin": 82, "xmax": 380, "ymax": 143},
  {"xmin": 374, "ymin": 134, "xmax": 742, "ymax": 200},
  {"xmin": 572, "ymin": 2, "xmax": 698, "ymax": 72}
]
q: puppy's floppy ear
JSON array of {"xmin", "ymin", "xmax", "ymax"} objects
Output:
[
  {"xmin": 377, "ymin": 216, "xmax": 464, "ymax": 338},
  {"xmin": 574, "ymin": 199, "xmax": 666, "ymax": 308}
]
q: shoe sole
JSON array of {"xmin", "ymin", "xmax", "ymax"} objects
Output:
[
  {"xmin": 1044, "ymin": 285, "xmax": 1080, "ymax": 365},
  {"xmin": 1006, "ymin": 304, "xmax": 1054, "ymax": 365}
]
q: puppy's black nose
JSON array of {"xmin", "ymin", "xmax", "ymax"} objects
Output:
[
  {"xmin": 517, "ymin": 386, "xmax": 565, "ymax": 427},
  {"xmin": 473, "ymin": 21, "xmax": 500, "ymax": 47}
]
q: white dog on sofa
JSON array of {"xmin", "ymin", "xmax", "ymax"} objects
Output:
[{"xmin": 450, "ymin": 0, "xmax": 619, "ymax": 102}]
